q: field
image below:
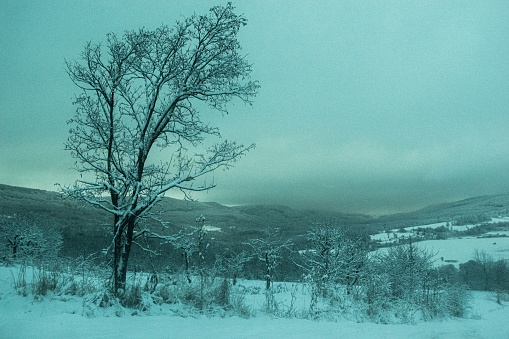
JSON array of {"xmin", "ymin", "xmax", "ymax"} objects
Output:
[
  {"xmin": 0, "ymin": 265, "xmax": 508, "ymax": 338},
  {"xmin": 372, "ymin": 217, "xmax": 509, "ymax": 267},
  {"xmin": 415, "ymin": 237, "xmax": 509, "ymax": 267},
  {"xmin": 1, "ymin": 233, "xmax": 509, "ymax": 338}
]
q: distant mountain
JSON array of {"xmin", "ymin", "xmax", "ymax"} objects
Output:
[
  {"xmin": 372, "ymin": 193, "xmax": 509, "ymax": 230},
  {"xmin": 0, "ymin": 184, "xmax": 111, "ymax": 257},
  {"xmin": 1, "ymin": 183, "xmax": 509, "ymax": 258}
]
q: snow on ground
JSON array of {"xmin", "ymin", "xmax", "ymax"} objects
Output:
[
  {"xmin": 1, "ymin": 266, "xmax": 509, "ymax": 339},
  {"xmin": 202, "ymin": 225, "xmax": 221, "ymax": 232},
  {"xmin": 485, "ymin": 231, "xmax": 509, "ymax": 237},
  {"xmin": 374, "ymin": 236, "xmax": 509, "ymax": 268},
  {"xmin": 416, "ymin": 237, "xmax": 509, "ymax": 267},
  {"xmin": 490, "ymin": 217, "xmax": 509, "ymax": 223},
  {"xmin": 371, "ymin": 217, "xmax": 509, "ymax": 244},
  {"xmin": 2, "ymin": 225, "xmax": 509, "ymax": 338}
]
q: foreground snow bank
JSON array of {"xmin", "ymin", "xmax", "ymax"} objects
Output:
[{"xmin": 0, "ymin": 266, "xmax": 508, "ymax": 339}]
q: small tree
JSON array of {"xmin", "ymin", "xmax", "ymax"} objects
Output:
[
  {"xmin": 303, "ymin": 220, "xmax": 368, "ymax": 313},
  {"xmin": 161, "ymin": 215, "xmax": 209, "ymax": 286},
  {"xmin": 473, "ymin": 249, "xmax": 494, "ymax": 291},
  {"xmin": 366, "ymin": 240, "xmax": 469, "ymax": 320},
  {"xmin": 245, "ymin": 229, "xmax": 292, "ymax": 291},
  {"xmin": 381, "ymin": 239, "xmax": 434, "ymax": 302},
  {"xmin": 303, "ymin": 221, "xmax": 343, "ymax": 299},
  {"xmin": 0, "ymin": 216, "xmax": 62, "ymax": 265},
  {"xmin": 63, "ymin": 3, "xmax": 258, "ymax": 295},
  {"xmin": 224, "ymin": 250, "xmax": 252, "ymax": 285},
  {"xmin": 493, "ymin": 259, "xmax": 509, "ymax": 303},
  {"xmin": 245, "ymin": 230, "xmax": 292, "ymax": 315},
  {"xmin": 170, "ymin": 228, "xmax": 199, "ymax": 284},
  {"xmin": 459, "ymin": 260, "xmax": 485, "ymax": 290}
]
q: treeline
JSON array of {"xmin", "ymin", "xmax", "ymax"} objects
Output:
[
  {"xmin": 377, "ymin": 222, "xmax": 509, "ymax": 246},
  {"xmin": 454, "ymin": 214, "xmax": 492, "ymax": 226},
  {"xmin": 459, "ymin": 250, "xmax": 509, "ymax": 303}
]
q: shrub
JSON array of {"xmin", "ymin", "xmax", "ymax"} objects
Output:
[
  {"xmin": 11, "ymin": 264, "xmax": 29, "ymax": 296},
  {"xmin": 0, "ymin": 217, "xmax": 62, "ymax": 265},
  {"xmin": 230, "ymin": 293, "xmax": 252, "ymax": 318},
  {"xmin": 215, "ymin": 278, "xmax": 231, "ymax": 308},
  {"xmin": 364, "ymin": 241, "xmax": 469, "ymax": 320},
  {"xmin": 32, "ymin": 266, "xmax": 61, "ymax": 296},
  {"xmin": 120, "ymin": 274, "xmax": 145, "ymax": 310},
  {"xmin": 442, "ymin": 284, "xmax": 471, "ymax": 317}
]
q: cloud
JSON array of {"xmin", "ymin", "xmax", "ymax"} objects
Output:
[{"xmin": 1, "ymin": 1, "xmax": 509, "ymax": 215}]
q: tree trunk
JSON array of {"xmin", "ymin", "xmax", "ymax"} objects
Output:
[
  {"xmin": 113, "ymin": 216, "xmax": 136, "ymax": 295},
  {"xmin": 183, "ymin": 251, "xmax": 192, "ymax": 284},
  {"xmin": 9, "ymin": 235, "xmax": 18, "ymax": 259},
  {"xmin": 113, "ymin": 227, "xmax": 126, "ymax": 294},
  {"xmin": 265, "ymin": 252, "xmax": 271, "ymax": 290}
]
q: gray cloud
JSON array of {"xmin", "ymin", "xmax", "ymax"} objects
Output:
[{"xmin": 1, "ymin": 1, "xmax": 509, "ymax": 215}]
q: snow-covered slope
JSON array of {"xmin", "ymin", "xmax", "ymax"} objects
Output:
[
  {"xmin": 416, "ymin": 237, "xmax": 509, "ymax": 267},
  {"xmin": 0, "ymin": 266, "xmax": 508, "ymax": 339}
]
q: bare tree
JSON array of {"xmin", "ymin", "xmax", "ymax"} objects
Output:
[
  {"xmin": 0, "ymin": 216, "xmax": 62, "ymax": 265},
  {"xmin": 492, "ymin": 259, "xmax": 509, "ymax": 303},
  {"xmin": 303, "ymin": 220, "xmax": 367, "ymax": 313},
  {"xmin": 224, "ymin": 250, "xmax": 252, "ymax": 285},
  {"xmin": 473, "ymin": 249, "xmax": 494, "ymax": 291},
  {"xmin": 63, "ymin": 3, "xmax": 259, "ymax": 295},
  {"xmin": 245, "ymin": 229, "xmax": 292, "ymax": 315},
  {"xmin": 303, "ymin": 221, "xmax": 343, "ymax": 298},
  {"xmin": 245, "ymin": 229, "xmax": 292, "ymax": 291}
]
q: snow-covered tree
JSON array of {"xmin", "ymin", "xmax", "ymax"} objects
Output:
[
  {"xmin": 376, "ymin": 239, "xmax": 434, "ymax": 302},
  {"xmin": 0, "ymin": 216, "xmax": 62, "ymax": 265},
  {"xmin": 303, "ymin": 220, "xmax": 367, "ymax": 311},
  {"xmin": 303, "ymin": 221, "xmax": 343, "ymax": 298},
  {"xmin": 364, "ymin": 239, "xmax": 469, "ymax": 320},
  {"xmin": 473, "ymin": 249, "xmax": 494, "ymax": 291},
  {"xmin": 245, "ymin": 229, "xmax": 292, "ymax": 290},
  {"xmin": 224, "ymin": 250, "xmax": 252, "ymax": 285},
  {"xmin": 62, "ymin": 3, "xmax": 258, "ymax": 295}
]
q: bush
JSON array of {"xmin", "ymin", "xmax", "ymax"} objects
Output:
[
  {"xmin": 215, "ymin": 278, "xmax": 231, "ymax": 308},
  {"xmin": 0, "ymin": 217, "xmax": 62, "ymax": 265},
  {"xmin": 442, "ymin": 284, "xmax": 471, "ymax": 317},
  {"xmin": 62, "ymin": 255, "xmax": 106, "ymax": 296},
  {"xmin": 120, "ymin": 273, "xmax": 146, "ymax": 310},
  {"xmin": 229, "ymin": 292, "xmax": 252, "ymax": 318},
  {"xmin": 32, "ymin": 266, "xmax": 61, "ymax": 296},
  {"xmin": 11, "ymin": 264, "xmax": 29, "ymax": 296},
  {"xmin": 364, "ymin": 241, "xmax": 469, "ymax": 321},
  {"xmin": 11, "ymin": 263, "xmax": 65, "ymax": 297}
]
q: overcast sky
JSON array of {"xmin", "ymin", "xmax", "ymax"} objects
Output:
[{"xmin": 1, "ymin": 1, "xmax": 509, "ymax": 215}]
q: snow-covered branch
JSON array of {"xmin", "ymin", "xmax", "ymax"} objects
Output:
[{"xmin": 63, "ymin": 3, "xmax": 258, "ymax": 295}]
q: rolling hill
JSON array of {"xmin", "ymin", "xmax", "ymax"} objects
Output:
[{"xmin": 2, "ymin": 183, "xmax": 509, "ymax": 263}]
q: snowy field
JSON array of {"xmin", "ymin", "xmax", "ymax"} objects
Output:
[
  {"xmin": 0, "ymin": 265, "xmax": 508, "ymax": 339},
  {"xmin": 373, "ymin": 236, "xmax": 509, "ymax": 268},
  {"xmin": 371, "ymin": 216, "xmax": 509, "ymax": 270},
  {"xmin": 416, "ymin": 237, "xmax": 509, "ymax": 267},
  {"xmin": 371, "ymin": 217, "xmax": 509, "ymax": 244},
  {"xmin": 1, "ymin": 223, "xmax": 509, "ymax": 338}
]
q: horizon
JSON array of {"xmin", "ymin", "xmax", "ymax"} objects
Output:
[
  {"xmin": 2, "ymin": 181, "xmax": 508, "ymax": 218},
  {"xmin": 1, "ymin": 1, "xmax": 509, "ymax": 215}
]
